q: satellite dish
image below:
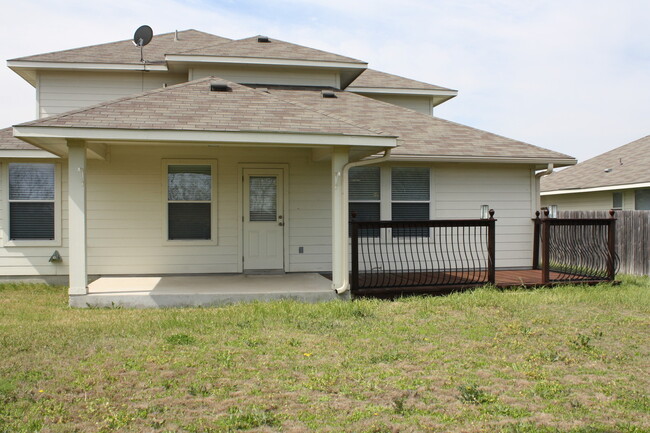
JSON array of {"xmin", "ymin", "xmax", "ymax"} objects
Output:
[{"xmin": 133, "ymin": 25, "xmax": 153, "ymax": 47}]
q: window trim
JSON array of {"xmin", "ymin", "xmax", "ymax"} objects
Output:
[
  {"xmin": 349, "ymin": 166, "xmax": 381, "ymax": 238},
  {"xmin": 612, "ymin": 191, "xmax": 623, "ymax": 210},
  {"xmin": 1, "ymin": 161, "xmax": 61, "ymax": 247},
  {"xmin": 390, "ymin": 166, "xmax": 431, "ymax": 238},
  {"xmin": 162, "ymin": 159, "xmax": 218, "ymax": 245}
]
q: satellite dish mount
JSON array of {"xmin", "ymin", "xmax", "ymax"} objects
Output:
[{"xmin": 133, "ymin": 25, "xmax": 153, "ymax": 63}]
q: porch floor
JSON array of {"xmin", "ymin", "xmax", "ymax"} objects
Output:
[
  {"xmin": 353, "ymin": 268, "xmax": 610, "ymax": 296},
  {"xmin": 72, "ymin": 273, "xmax": 342, "ymax": 308}
]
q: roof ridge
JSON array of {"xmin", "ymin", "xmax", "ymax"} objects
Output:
[
  {"xmin": 18, "ymin": 78, "xmax": 211, "ymax": 126},
  {"xmin": 10, "ymin": 29, "xmax": 229, "ymax": 62}
]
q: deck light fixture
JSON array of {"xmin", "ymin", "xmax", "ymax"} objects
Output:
[{"xmin": 480, "ymin": 205, "xmax": 490, "ymax": 219}]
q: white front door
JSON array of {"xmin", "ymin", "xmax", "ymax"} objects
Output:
[{"xmin": 243, "ymin": 169, "xmax": 284, "ymax": 271}]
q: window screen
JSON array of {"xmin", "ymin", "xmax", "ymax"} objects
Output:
[
  {"xmin": 167, "ymin": 165, "xmax": 211, "ymax": 240},
  {"xmin": 391, "ymin": 167, "xmax": 430, "ymax": 237},
  {"xmin": 349, "ymin": 166, "xmax": 381, "ymax": 237},
  {"xmin": 8, "ymin": 163, "xmax": 55, "ymax": 240},
  {"xmin": 635, "ymin": 189, "xmax": 650, "ymax": 210}
]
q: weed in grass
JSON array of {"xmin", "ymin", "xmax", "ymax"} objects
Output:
[
  {"xmin": 570, "ymin": 333, "xmax": 594, "ymax": 351},
  {"xmin": 165, "ymin": 333, "xmax": 196, "ymax": 345},
  {"xmin": 458, "ymin": 384, "xmax": 497, "ymax": 405},
  {"xmin": 532, "ymin": 381, "xmax": 568, "ymax": 400},
  {"xmin": 188, "ymin": 383, "xmax": 211, "ymax": 397},
  {"xmin": 224, "ymin": 406, "xmax": 280, "ymax": 430}
]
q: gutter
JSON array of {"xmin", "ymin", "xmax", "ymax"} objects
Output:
[
  {"xmin": 535, "ymin": 163, "xmax": 554, "ymax": 180},
  {"xmin": 334, "ymin": 149, "xmax": 392, "ymax": 295}
]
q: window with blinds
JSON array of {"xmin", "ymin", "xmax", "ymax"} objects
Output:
[
  {"xmin": 391, "ymin": 167, "xmax": 430, "ymax": 237},
  {"xmin": 167, "ymin": 164, "xmax": 212, "ymax": 240},
  {"xmin": 349, "ymin": 166, "xmax": 381, "ymax": 237},
  {"xmin": 8, "ymin": 163, "xmax": 55, "ymax": 240}
]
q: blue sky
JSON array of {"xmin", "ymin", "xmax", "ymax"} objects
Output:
[{"xmin": 1, "ymin": 0, "xmax": 648, "ymax": 162}]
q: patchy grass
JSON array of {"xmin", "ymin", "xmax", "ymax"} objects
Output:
[{"xmin": 0, "ymin": 277, "xmax": 649, "ymax": 432}]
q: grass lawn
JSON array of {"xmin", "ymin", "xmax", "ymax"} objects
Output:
[{"xmin": 1, "ymin": 278, "xmax": 649, "ymax": 432}]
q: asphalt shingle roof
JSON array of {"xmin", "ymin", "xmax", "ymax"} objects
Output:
[
  {"xmin": 11, "ymin": 30, "xmax": 231, "ymax": 65},
  {"xmin": 17, "ymin": 78, "xmax": 573, "ymax": 162},
  {"xmin": 349, "ymin": 68, "xmax": 453, "ymax": 91},
  {"xmin": 18, "ymin": 78, "xmax": 385, "ymax": 137},
  {"xmin": 177, "ymin": 36, "xmax": 365, "ymax": 64},
  {"xmin": 541, "ymin": 135, "xmax": 650, "ymax": 192},
  {"xmin": 0, "ymin": 127, "xmax": 39, "ymax": 150}
]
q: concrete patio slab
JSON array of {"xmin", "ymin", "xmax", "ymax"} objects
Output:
[{"xmin": 71, "ymin": 273, "xmax": 345, "ymax": 308}]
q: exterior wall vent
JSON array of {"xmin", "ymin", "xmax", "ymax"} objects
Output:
[
  {"xmin": 321, "ymin": 90, "xmax": 337, "ymax": 98},
  {"xmin": 210, "ymin": 82, "xmax": 231, "ymax": 92},
  {"xmin": 257, "ymin": 36, "xmax": 270, "ymax": 43}
]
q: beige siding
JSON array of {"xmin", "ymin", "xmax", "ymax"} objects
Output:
[
  {"xmin": 542, "ymin": 189, "xmax": 637, "ymax": 211},
  {"xmin": 190, "ymin": 66, "xmax": 339, "ymax": 88},
  {"xmin": 354, "ymin": 94, "xmax": 432, "ymax": 115},
  {"xmin": 0, "ymin": 152, "xmax": 538, "ymax": 276},
  {"xmin": 37, "ymin": 71, "xmax": 187, "ymax": 118}
]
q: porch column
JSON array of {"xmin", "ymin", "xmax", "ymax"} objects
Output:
[
  {"xmin": 67, "ymin": 140, "xmax": 88, "ymax": 295},
  {"xmin": 331, "ymin": 147, "xmax": 349, "ymax": 290}
]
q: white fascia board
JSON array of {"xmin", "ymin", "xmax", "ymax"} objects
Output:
[
  {"xmin": 0, "ymin": 149, "xmax": 59, "ymax": 159},
  {"xmin": 347, "ymin": 87, "xmax": 458, "ymax": 97},
  {"xmin": 387, "ymin": 154, "xmax": 576, "ymax": 166},
  {"xmin": 8, "ymin": 60, "xmax": 168, "ymax": 72},
  {"xmin": 14, "ymin": 126, "xmax": 397, "ymax": 148},
  {"xmin": 165, "ymin": 54, "xmax": 367, "ymax": 70},
  {"xmin": 541, "ymin": 182, "xmax": 650, "ymax": 196}
]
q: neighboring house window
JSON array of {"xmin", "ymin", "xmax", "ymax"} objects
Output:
[
  {"xmin": 349, "ymin": 166, "xmax": 380, "ymax": 237},
  {"xmin": 8, "ymin": 163, "xmax": 55, "ymax": 240},
  {"xmin": 612, "ymin": 192, "xmax": 623, "ymax": 210},
  {"xmin": 166, "ymin": 163, "xmax": 214, "ymax": 240},
  {"xmin": 635, "ymin": 189, "xmax": 650, "ymax": 210},
  {"xmin": 391, "ymin": 167, "xmax": 430, "ymax": 237}
]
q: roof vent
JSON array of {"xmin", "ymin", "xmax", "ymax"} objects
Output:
[
  {"xmin": 321, "ymin": 90, "xmax": 337, "ymax": 98},
  {"xmin": 257, "ymin": 36, "xmax": 270, "ymax": 43},
  {"xmin": 210, "ymin": 82, "xmax": 231, "ymax": 92},
  {"xmin": 604, "ymin": 168, "xmax": 613, "ymax": 173}
]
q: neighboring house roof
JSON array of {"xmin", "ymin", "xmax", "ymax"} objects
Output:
[
  {"xmin": 15, "ymin": 78, "xmax": 573, "ymax": 165},
  {"xmin": 349, "ymin": 68, "xmax": 453, "ymax": 92},
  {"xmin": 10, "ymin": 29, "xmax": 231, "ymax": 65},
  {"xmin": 0, "ymin": 127, "xmax": 38, "ymax": 150},
  {"xmin": 176, "ymin": 35, "xmax": 365, "ymax": 65},
  {"xmin": 541, "ymin": 135, "xmax": 650, "ymax": 193}
]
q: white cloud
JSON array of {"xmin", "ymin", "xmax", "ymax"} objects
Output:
[{"xmin": 0, "ymin": 0, "xmax": 648, "ymax": 161}]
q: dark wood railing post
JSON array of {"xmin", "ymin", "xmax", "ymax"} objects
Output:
[
  {"xmin": 541, "ymin": 209, "xmax": 550, "ymax": 284},
  {"xmin": 532, "ymin": 210, "xmax": 541, "ymax": 269},
  {"xmin": 488, "ymin": 209, "xmax": 496, "ymax": 284},
  {"xmin": 350, "ymin": 221, "xmax": 359, "ymax": 292},
  {"xmin": 607, "ymin": 209, "xmax": 616, "ymax": 281}
]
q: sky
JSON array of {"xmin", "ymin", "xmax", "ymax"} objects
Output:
[{"xmin": 0, "ymin": 0, "xmax": 648, "ymax": 163}]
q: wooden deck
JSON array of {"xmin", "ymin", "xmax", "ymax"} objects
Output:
[{"xmin": 352, "ymin": 268, "xmax": 610, "ymax": 297}]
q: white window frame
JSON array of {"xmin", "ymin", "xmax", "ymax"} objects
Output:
[
  {"xmin": 1, "ymin": 161, "xmax": 62, "ymax": 247},
  {"xmin": 162, "ymin": 159, "xmax": 218, "ymax": 246},
  {"xmin": 389, "ymin": 166, "xmax": 432, "ymax": 238},
  {"xmin": 349, "ymin": 165, "xmax": 381, "ymax": 237},
  {"xmin": 612, "ymin": 191, "xmax": 623, "ymax": 210}
]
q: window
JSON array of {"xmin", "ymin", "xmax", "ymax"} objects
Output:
[
  {"xmin": 612, "ymin": 192, "xmax": 623, "ymax": 210},
  {"xmin": 349, "ymin": 166, "xmax": 380, "ymax": 237},
  {"xmin": 635, "ymin": 189, "xmax": 650, "ymax": 210},
  {"xmin": 391, "ymin": 167, "xmax": 430, "ymax": 236},
  {"xmin": 166, "ymin": 163, "xmax": 215, "ymax": 241},
  {"xmin": 8, "ymin": 163, "xmax": 56, "ymax": 241}
]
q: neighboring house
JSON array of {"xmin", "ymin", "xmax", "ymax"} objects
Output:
[
  {"xmin": 0, "ymin": 29, "xmax": 575, "ymax": 305},
  {"xmin": 541, "ymin": 135, "xmax": 650, "ymax": 211}
]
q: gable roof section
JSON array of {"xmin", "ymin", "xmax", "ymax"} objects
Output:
[
  {"xmin": 0, "ymin": 127, "xmax": 37, "ymax": 150},
  {"xmin": 349, "ymin": 69, "xmax": 452, "ymax": 91},
  {"xmin": 10, "ymin": 30, "xmax": 231, "ymax": 65},
  {"xmin": 261, "ymin": 86, "xmax": 573, "ymax": 164},
  {"xmin": 541, "ymin": 135, "xmax": 650, "ymax": 193},
  {"xmin": 175, "ymin": 36, "xmax": 365, "ymax": 65}
]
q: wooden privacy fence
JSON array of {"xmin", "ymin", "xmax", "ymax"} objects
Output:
[
  {"xmin": 533, "ymin": 210, "xmax": 617, "ymax": 283},
  {"xmin": 559, "ymin": 210, "xmax": 650, "ymax": 276}
]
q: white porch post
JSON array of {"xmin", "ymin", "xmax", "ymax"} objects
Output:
[
  {"xmin": 67, "ymin": 140, "xmax": 88, "ymax": 295},
  {"xmin": 331, "ymin": 147, "xmax": 349, "ymax": 290}
]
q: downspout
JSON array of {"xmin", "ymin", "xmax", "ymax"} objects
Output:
[
  {"xmin": 334, "ymin": 148, "xmax": 392, "ymax": 294},
  {"xmin": 534, "ymin": 163, "xmax": 554, "ymax": 212}
]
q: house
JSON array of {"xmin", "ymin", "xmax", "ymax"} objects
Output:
[
  {"xmin": 0, "ymin": 29, "xmax": 576, "ymax": 307},
  {"xmin": 541, "ymin": 135, "xmax": 650, "ymax": 211}
]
